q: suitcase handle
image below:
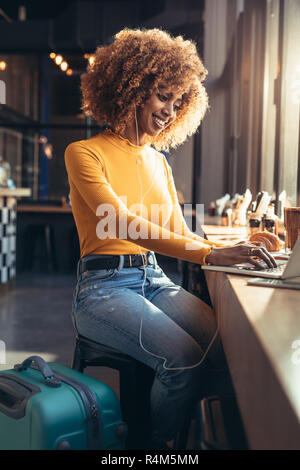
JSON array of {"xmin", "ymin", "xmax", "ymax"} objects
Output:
[
  {"xmin": 14, "ymin": 356, "xmax": 61, "ymax": 388},
  {"xmin": 0, "ymin": 373, "xmax": 41, "ymax": 419}
]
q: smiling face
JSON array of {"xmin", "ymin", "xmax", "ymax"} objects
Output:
[{"xmin": 134, "ymin": 85, "xmax": 184, "ymax": 144}]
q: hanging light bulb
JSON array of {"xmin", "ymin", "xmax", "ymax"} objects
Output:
[
  {"xmin": 49, "ymin": 52, "xmax": 56, "ymax": 59},
  {"xmin": 55, "ymin": 55, "xmax": 63, "ymax": 65},
  {"xmin": 44, "ymin": 143, "xmax": 53, "ymax": 159},
  {"xmin": 66, "ymin": 69, "xmax": 73, "ymax": 76},
  {"xmin": 88, "ymin": 55, "xmax": 95, "ymax": 66},
  {"xmin": 60, "ymin": 61, "xmax": 68, "ymax": 72},
  {"xmin": 0, "ymin": 61, "xmax": 7, "ymax": 71},
  {"xmin": 39, "ymin": 136, "xmax": 48, "ymax": 144}
]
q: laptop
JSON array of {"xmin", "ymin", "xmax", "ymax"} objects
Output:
[{"xmin": 201, "ymin": 239, "xmax": 300, "ymax": 279}]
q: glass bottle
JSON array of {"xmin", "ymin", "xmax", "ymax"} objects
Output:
[
  {"xmin": 264, "ymin": 204, "xmax": 278, "ymax": 235},
  {"xmin": 221, "ymin": 208, "xmax": 228, "ymax": 226},
  {"xmin": 249, "ymin": 216, "xmax": 261, "ymax": 235}
]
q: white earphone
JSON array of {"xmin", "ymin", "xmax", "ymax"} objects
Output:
[
  {"xmin": 134, "ymin": 105, "xmax": 220, "ymax": 370},
  {"xmin": 134, "ymin": 105, "xmax": 147, "ymax": 297}
]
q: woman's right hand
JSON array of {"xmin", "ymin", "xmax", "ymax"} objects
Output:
[{"xmin": 205, "ymin": 242, "xmax": 277, "ymax": 269}]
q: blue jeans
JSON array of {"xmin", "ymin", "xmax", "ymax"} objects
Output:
[{"xmin": 72, "ymin": 252, "xmax": 234, "ymax": 444}]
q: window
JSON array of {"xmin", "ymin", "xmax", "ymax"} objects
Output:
[
  {"xmin": 247, "ymin": 0, "xmax": 300, "ymax": 207},
  {"xmin": 275, "ymin": 0, "xmax": 300, "ymax": 206},
  {"xmin": 201, "ymin": 0, "xmax": 300, "ymax": 210}
]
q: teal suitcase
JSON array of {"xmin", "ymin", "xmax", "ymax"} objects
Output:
[{"xmin": 0, "ymin": 356, "xmax": 127, "ymax": 450}]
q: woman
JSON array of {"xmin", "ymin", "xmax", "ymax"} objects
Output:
[{"xmin": 65, "ymin": 28, "xmax": 276, "ymax": 449}]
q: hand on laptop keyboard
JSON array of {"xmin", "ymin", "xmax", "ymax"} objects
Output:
[
  {"xmin": 256, "ymin": 262, "xmax": 285, "ymax": 272},
  {"xmin": 206, "ymin": 243, "xmax": 278, "ymax": 269},
  {"xmin": 254, "ymin": 262, "xmax": 284, "ymax": 272}
]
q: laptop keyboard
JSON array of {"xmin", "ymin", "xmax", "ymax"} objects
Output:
[
  {"xmin": 261, "ymin": 264, "xmax": 285, "ymax": 273},
  {"xmin": 239, "ymin": 260, "xmax": 287, "ymax": 272},
  {"xmin": 253, "ymin": 257, "xmax": 288, "ymax": 271}
]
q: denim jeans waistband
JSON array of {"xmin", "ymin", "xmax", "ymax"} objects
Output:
[{"xmin": 76, "ymin": 251, "xmax": 158, "ymax": 280}]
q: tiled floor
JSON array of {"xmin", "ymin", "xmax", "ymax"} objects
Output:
[{"xmin": 0, "ymin": 254, "xmax": 182, "ymax": 389}]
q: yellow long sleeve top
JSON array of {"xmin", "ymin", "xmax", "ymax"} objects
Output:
[{"xmin": 64, "ymin": 129, "xmax": 223, "ymax": 265}]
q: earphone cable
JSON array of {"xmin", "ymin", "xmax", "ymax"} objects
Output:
[{"xmin": 133, "ymin": 106, "xmax": 219, "ymax": 371}]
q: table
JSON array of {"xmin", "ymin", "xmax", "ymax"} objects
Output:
[
  {"xmin": 17, "ymin": 205, "xmax": 72, "ymax": 214},
  {"xmin": 202, "ymin": 218, "xmax": 300, "ymax": 450}
]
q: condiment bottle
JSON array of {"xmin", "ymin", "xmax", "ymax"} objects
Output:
[
  {"xmin": 249, "ymin": 215, "xmax": 261, "ymax": 235},
  {"xmin": 264, "ymin": 204, "xmax": 278, "ymax": 235},
  {"xmin": 221, "ymin": 208, "xmax": 233, "ymax": 227},
  {"xmin": 221, "ymin": 209, "xmax": 228, "ymax": 226},
  {"xmin": 208, "ymin": 201, "xmax": 216, "ymax": 216}
]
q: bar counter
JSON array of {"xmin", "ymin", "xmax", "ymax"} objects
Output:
[{"xmin": 202, "ymin": 217, "xmax": 300, "ymax": 450}]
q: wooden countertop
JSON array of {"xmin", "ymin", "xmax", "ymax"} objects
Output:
[
  {"xmin": 0, "ymin": 188, "xmax": 31, "ymax": 197},
  {"xmin": 16, "ymin": 205, "xmax": 72, "ymax": 213},
  {"xmin": 202, "ymin": 219, "xmax": 300, "ymax": 449}
]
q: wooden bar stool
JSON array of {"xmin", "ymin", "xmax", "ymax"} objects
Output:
[
  {"xmin": 72, "ymin": 334, "xmax": 193, "ymax": 450},
  {"xmin": 72, "ymin": 334, "xmax": 154, "ymax": 449}
]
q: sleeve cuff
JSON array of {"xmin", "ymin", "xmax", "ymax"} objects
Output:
[{"xmin": 202, "ymin": 246, "xmax": 212, "ymax": 265}]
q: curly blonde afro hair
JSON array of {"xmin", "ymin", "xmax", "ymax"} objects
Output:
[{"xmin": 81, "ymin": 28, "xmax": 208, "ymax": 151}]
